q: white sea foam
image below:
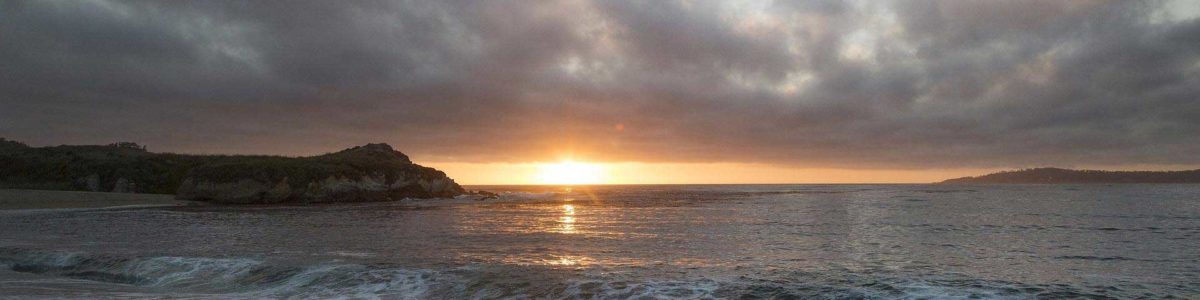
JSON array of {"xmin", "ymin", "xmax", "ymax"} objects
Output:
[
  {"xmin": 563, "ymin": 279, "xmax": 721, "ymax": 299},
  {"xmin": 0, "ymin": 248, "xmax": 443, "ymax": 299},
  {"xmin": 249, "ymin": 265, "xmax": 438, "ymax": 299},
  {"xmin": 123, "ymin": 256, "xmax": 262, "ymax": 288}
]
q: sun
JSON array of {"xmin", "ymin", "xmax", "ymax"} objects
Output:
[{"xmin": 537, "ymin": 160, "xmax": 605, "ymax": 185}]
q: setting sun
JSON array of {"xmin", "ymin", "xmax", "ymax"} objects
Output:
[{"xmin": 536, "ymin": 161, "xmax": 605, "ymax": 185}]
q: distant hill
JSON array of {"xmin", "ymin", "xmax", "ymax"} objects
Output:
[
  {"xmin": 0, "ymin": 138, "xmax": 464, "ymax": 203},
  {"xmin": 941, "ymin": 167, "xmax": 1200, "ymax": 184}
]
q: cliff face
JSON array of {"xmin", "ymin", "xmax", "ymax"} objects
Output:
[
  {"xmin": 0, "ymin": 139, "xmax": 464, "ymax": 203},
  {"xmin": 175, "ymin": 144, "xmax": 464, "ymax": 203}
]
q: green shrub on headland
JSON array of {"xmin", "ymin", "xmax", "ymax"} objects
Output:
[{"xmin": 0, "ymin": 139, "xmax": 194, "ymax": 193}]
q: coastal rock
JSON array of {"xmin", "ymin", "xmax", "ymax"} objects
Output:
[
  {"xmin": 82, "ymin": 174, "xmax": 101, "ymax": 192},
  {"xmin": 175, "ymin": 144, "xmax": 464, "ymax": 204},
  {"xmin": 176, "ymin": 178, "xmax": 281, "ymax": 204},
  {"xmin": 111, "ymin": 177, "xmax": 136, "ymax": 193},
  {"xmin": 467, "ymin": 190, "xmax": 499, "ymax": 200}
]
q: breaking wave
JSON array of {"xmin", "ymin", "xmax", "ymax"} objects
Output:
[
  {"xmin": 0, "ymin": 247, "xmax": 438, "ymax": 298},
  {"xmin": 495, "ymin": 191, "xmax": 560, "ymax": 201},
  {"xmin": 1, "ymin": 247, "xmax": 1158, "ymax": 299}
]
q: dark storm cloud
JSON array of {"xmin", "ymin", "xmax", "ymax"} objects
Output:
[{"xmin": 2, "ymin": 0, "xmax": 1199, "ymax": 168}]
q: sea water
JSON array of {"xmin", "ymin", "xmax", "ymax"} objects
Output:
[{"xmin": 0, "ymin": 185, "xmax": 1197, "ymax": 299}]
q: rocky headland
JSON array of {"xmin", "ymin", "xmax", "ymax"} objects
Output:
[
  {"xmin": 0, "ymin": 138, "xmax": 464, "ymax": 204},
  {"xmin": 176, "ymin": 143, "xmax": 463, "ymax": 203}
]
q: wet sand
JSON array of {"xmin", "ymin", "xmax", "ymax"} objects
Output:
[{"xmin": 0, "ymin": 189, "xmax": 193, "ymax": 210}]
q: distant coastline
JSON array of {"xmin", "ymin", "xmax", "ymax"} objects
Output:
[{"xmin": 941, "ymin": 167, "xmax": 1200, "ymax": 184}]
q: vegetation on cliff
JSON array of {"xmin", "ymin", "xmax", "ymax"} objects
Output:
[
  {"xmin": 178, "ymin": 144, "xmax": 463, "ymax": 203},
  {"xmin": 0, "ymin": 138, "xmax": 463, "ymax": 202},
  {"xmin": 941, "ymin": 167, "xmax": 1200, "ymax": 184},
  {"xmin": 0, "ymin": 138, "xmax": 202, "ymax": 193}
]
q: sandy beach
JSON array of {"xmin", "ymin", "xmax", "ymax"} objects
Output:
[{"xmin": 0, "ymin": 189, "xmax": 194, "ymax": 210}]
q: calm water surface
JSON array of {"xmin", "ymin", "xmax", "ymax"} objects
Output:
[{"xmin": 0, "ymin": 185, "xmax": 1197, "ymax": 298}]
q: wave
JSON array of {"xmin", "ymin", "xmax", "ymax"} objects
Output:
[
  {"xmin": 499, "ymin": 191, "xmax": 560, "ymax": 200},
  {"xmin": 1053, "ymin": 255, "xmax": 1172, "ymax": 262},
  {"xmin": 0, "ymin": 247, "xmax": 439, "ymax": 298},
  {"xmin": 0, "ymin": 248, "xmax": 717, "ymax": 299},
  {"xmin": 453, "ymin": 191, "xmax": 561, "ymax": 202},
  {"xmin": 0, "ymin": 247, "xmax": 1167, "ymax": 299},
  {"xmin": 562, "ymin": 279, "xmax": 720, "ymax": 299},
  {"xmin": 719, "ymin": 190, "xmax": 851, "ymax": 197}
]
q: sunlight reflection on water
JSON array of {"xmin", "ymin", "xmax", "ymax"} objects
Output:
[{"xmin": 558, "ymin": 204, "xmax": 577, "ymax": 234}]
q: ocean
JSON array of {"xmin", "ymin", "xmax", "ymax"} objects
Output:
[{"xmin": 0, "ymin": 184, "xmax": 1197, "ymax": 299}]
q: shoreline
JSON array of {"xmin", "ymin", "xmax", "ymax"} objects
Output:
[{"xmin": 0, "ymin": 189, "xmax": 195, "ymax": 211}]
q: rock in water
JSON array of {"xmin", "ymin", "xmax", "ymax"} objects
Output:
[{"xmin": 175, "ymin": 143, "xmax": 464, "ymax": 204}]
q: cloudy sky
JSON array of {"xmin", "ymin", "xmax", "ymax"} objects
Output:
[{"xmin": 2, "ymin": 0, "xmax": 1199, "ymax": 183}]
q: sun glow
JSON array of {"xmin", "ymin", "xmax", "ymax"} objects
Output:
[{"xmin": 536, "ymin": 161, "xmax": 605, "ymax": 185}]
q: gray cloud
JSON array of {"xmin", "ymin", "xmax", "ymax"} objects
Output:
[{"xmin": 2, "ymin": 0, "xmax": 1199, "ymax": 168}]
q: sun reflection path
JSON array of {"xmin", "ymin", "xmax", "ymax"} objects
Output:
[
  {"xmin": 558, "ymin": 204, "xmax": 576, "ymax": 234},
  {"xmin": 546, "ymin": 255, "xmax": 591, "ymax": 266}
]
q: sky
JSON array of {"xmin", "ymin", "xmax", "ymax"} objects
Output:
[{"xmin": 2, "ymin": 0, "xmax": 1200, "ymax": 184}]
